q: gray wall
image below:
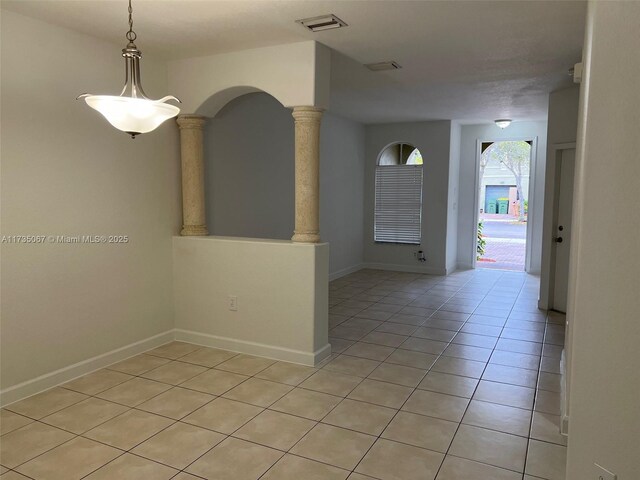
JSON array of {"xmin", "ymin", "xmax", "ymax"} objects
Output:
[
  {"xmin": 457, "ymin": 121, "xmax": 548, "ymax": 272},
  {"xmin": 205, "ymin": 93, "xmax": 295, "ymax": 240},
  {"xmin": 320, "ymin": 113, "xmax": 365, "ymax": 277},
  {"xmin": 364, "ymin": 121, "xmax": 453, "ymax": 275},
  {"xmin": 447, "ymin": 122, "xmax": 462, "ymax": 273},
  {"xmin": 204, "ymin": 92, "xmax": 365, "ymax": 276}
]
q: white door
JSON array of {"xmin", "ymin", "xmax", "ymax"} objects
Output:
[{"xmin": 552, "ymin": 148, "xmax": 576, "ymax": 312}]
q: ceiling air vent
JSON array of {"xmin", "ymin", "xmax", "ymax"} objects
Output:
[
  {"xmin": 296, "ymin": 14, "xmax": 348, "ymax": 32},
  {"xmin": 365, "ymin": 61, "xmax": 402, "ymax": 72}
]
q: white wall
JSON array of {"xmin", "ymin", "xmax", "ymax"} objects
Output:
[
  {"xmin": 363, "ymin": 121, "xmax": 453, "ymax": 275},
  {"xmin": 565, "ymin": 2, "xmax": 640, "ymax": 478},
  {"xmin": 446, "ymin": 122, "xmax": 461, "ymax": 273},
  {"xmin": 204, "ymin": 92, "xmax": 365, "ymax": 277},
  {"xmin": 173, "ymin": 237, "xmax": 329, "ymax": 365},
  {"xmin": 457, "ymin": 121, "xmax": 548, "ymax": 271},
  {"xmin": 0, "ymin": 11, "xmax": 180, "ymax": 399},
  {"xmin": 167, "ymin": 41, "xmax": 331, "ymax": 115},
  {"xmin": 539, "ymin": 87, "xmax": 580, "ymax": 310}
]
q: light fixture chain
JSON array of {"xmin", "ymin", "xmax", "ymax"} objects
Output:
[{"xmin": 126, "ymin": 0, "xmax": 137, "ymax": 43}]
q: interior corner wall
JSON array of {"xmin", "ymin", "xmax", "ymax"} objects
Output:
[
  {"xmin": 565, "ymin": 1, "xmax": 640, "ymax": 478},
  {"xmin": 0, "ymin": 11, "xmax": 180, "ymax": 395},
  {"xmin": 446, "ymin": 122, "xmax": 462, "ymax": 273},
  {"xmin": 539, "ymin": 86, "xmax": 580, "ymax": 310},
  {"xmin": 320, "ymin": 113, "xmax": 365, "ymax": 278},
  {"xmin": 457, "ymin": 121, "xmax": 548, "ymax": 272},
  {"xmin": 204, "ymin": 92, "xmax": 365, "ymax": 277},
  {"xmin": 363, "ymin": 121, "xmax": 453, "ymax": 275}
]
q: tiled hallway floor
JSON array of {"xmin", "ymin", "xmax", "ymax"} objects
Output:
[{"xmin": 0, "ymin": 269, "xmax": 566, "ymax": 480}]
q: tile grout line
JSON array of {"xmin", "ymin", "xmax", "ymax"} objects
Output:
[
  {"xmin": 4, "ymin": 270, "xmax": 562, "ymax": 479},
  {"xmin": 432, "ymin": 270, "xmax": 529, "ymax": 479},
  {"xmin": 331, "ymin": 269, "xmax": 544, "ymax": 478},
  {"xmin": 345, "ymin": 271, "xmax": 488, "ymax": 479}
]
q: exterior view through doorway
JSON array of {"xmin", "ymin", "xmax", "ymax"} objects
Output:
[{"xmin": 476, "ymin": 140, "xmax": 532, "ymax": 271}]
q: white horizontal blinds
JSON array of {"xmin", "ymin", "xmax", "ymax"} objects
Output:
[{"xmin": 374, "ymin": 164, "xmax": 423, "ymax": 244}]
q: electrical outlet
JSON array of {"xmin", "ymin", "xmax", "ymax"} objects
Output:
[
  {"xmin": 594, "ymin": 463, "xmax": 616, "ymax": 480},
  {"xmin": 228, "ymin": 295, "xmax": 238, "ymax": 311}
]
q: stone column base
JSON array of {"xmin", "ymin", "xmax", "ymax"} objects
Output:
[
  {"xmin": 291, "ymin": 232, "xmax": 321, "ymax": 243},
  {"xmin": 181, "ymin": 225, "xmax": 209, "ymax": 236}
]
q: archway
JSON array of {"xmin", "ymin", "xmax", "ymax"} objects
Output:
[{"xmin": 204, "ymin": 92, "xmax": 294, "ymax": 240}]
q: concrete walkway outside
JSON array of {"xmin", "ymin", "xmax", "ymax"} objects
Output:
[{"xmin": 478, "ymin": 214, "xmax": 526, "ymax": 271}]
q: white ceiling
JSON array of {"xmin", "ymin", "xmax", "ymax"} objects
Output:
[{"xmin": 2, "ymin": 0, "xmax": 586, "ymax": 124}]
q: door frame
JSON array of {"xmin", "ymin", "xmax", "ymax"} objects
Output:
[
  {"xmin": 539, "ymin": 142, "xmax": 577, "ymax": 311},
  {"xmin": 472, "ymin": 136, "xmax": 539, "ymax": 271}
]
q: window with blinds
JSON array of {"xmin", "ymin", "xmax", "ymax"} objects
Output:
[{"xmin": 374, "ymin": 164, "xmax": 423, "ymax": 244}]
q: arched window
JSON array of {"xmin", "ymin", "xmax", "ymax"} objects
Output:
[{"xmin": 374, "ymin": 143, "xmax": 424, "ymax": 244}]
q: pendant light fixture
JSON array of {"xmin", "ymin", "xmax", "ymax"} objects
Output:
[{"xmin": 77, "ymin": 0, "xmax": 180, "ymax": 138}]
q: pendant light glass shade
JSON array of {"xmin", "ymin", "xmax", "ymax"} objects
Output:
[
  {"xmin": 82, "ymin": 95, "xmax": 180, "ymax": 136},
  {"xmin": 77, "ymin": 1, "xmax": 180, "ymax": 138}
]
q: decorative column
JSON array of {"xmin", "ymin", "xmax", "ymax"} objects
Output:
[
  {"xmin": 177, "ymin": 115, "xmax": 209, "ymax": 236},
  {"xmin": 291, "ymin": 106, "xmax": 323, "ymax": 243}
]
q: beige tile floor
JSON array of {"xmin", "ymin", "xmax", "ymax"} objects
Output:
[{"xmin": 0, "ymin": 269, "xmax": 567, "ymax": 480}]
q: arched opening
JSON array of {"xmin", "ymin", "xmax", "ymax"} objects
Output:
[
  {"xmin": 374, "ymin": 143, "xmax": 424, "ymax": 244},
  {"xmin": 378, "ymin": 143, "xmax": 424, "ymax": 166},
  {"xmin": 204, "ymin": 92, "xmax": 294, "ymax": 239},
  {"xmin": 196, "ymin": 86, "xmax": 275, "ymax": 118}
]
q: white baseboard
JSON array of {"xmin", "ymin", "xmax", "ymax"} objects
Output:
[
  {"xmin": 363, "ymin": 262, "xmax": 446, "ymax": 276},
  {"xmin": 560, "ymin": 348, "xmax": 569, "ymax": 435},
  {"xmin": 174, "ymin": 329, "xmax": 332, "ymax": 367},
  {"xmin": 313, "ymin": 343, "xmax": 332, "ymax": 365},
  {"xmin": 0, "ymin": 330, "xmax": 174, "ymax": 407},
  {"xmin": 329, "ymin": 263, "xmax": 365, "ymax": 282},
  {"xmin": 561, "ymin": 414, "xmax": 569, "ymax": 436},
  {"xmin": 1, "ymin": 329, "xmax": 333, "ymax": 407}
]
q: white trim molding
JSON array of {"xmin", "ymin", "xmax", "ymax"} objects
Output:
[
  {"xmin": 174, "ymin": 329, "xmax": 331, "ymax": 367},
  {"xmin": 0, "ymin": 330, "xmax": 174, "ymax": 407}
]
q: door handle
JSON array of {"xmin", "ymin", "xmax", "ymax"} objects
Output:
[{"xmin": 553, "ymin": 237, "xmax": 563, "ymax": 243}]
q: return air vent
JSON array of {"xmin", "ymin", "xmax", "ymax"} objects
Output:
[
  {"xmin": 296, "ymin": 14, "xmax": 348, "ymax": 32},
  {"xmin": 365, "ymin": 61, "xmax": 402, "ymax": 71}
]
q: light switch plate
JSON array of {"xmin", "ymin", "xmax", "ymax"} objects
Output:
[{"xmin": 594, "ymin": 463, "xmax": 616, "ymax": 480}]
